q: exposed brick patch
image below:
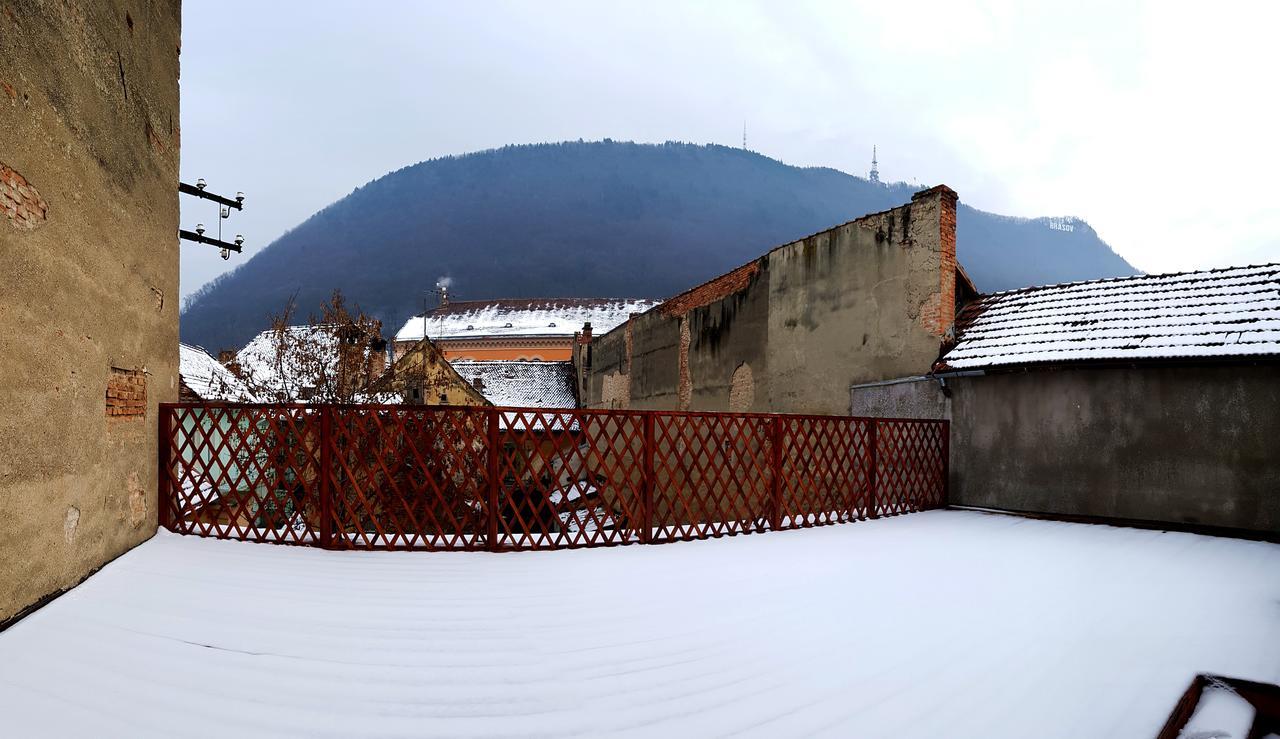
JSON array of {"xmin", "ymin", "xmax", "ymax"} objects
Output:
[
  {"xmin": 677, "ymin": 317, "xmax": 692, "ymax": 411},
  {"xmin": 1, "ymin": 81, "xmax": 14, "ymax": 100},
  {"xmin": 1, "ymin": 162, "xmax": 49, "ymax": 231},
  {"xmin": 106, "ymin": 368, "xmax": 146, "ymax": 419},
  {"xmin": 660, "ymin": 260, "xmax": 761, "ymax": 318},
  {"xmin": 728, "ymin": 362, "xmax": 754, "ymax": 412},
  {"xmin": 927, "ymin": 186, "xmax": 959, "ymax": 337},
  {"xmin": 911, "ymin": 186, "xmax": 959, "ymax": 339},
  {"xmin": 601, "ymin": 371, "xmax": 630, "ymax": 409}
]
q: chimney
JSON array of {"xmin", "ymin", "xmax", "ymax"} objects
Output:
[
  {"xmin": 366, "ymin": 337, "xmax": 389, "ymax": 386},
  {"xmin": 579, "ymin": 321, "xmax": 593, "ymax": 344},
  {"xmin": 473, "ymin": 376, "xmax": 485, "ymax": 392},
  {"xmin": 910, "ymin": 184, "xmax": 959, "ymax": 338},
  {"xmin": 217, "ymin": 349, "xmax": 242, "ymax": 377}
]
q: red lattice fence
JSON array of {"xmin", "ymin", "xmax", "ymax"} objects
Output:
[{"xmin": 158, "ymin": 404, "xmax": 948, "ymax": 551}]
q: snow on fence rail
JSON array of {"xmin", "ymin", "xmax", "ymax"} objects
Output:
[{"xmin": 158, "ymin": 403, "xmax": 949, "ymax": 551}]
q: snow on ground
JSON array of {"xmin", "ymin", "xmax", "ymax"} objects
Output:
[{"xmin": 1, "ymin": 510, "xmax": 1277, "ymax": 738}]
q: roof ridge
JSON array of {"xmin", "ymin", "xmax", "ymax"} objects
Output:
[{"xmin": 976, "ymin": 262, "xmax": 1280, "ymax": 299}]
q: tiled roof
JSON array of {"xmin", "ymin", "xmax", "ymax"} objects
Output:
[
  {"xmin": 179, "ymin": 343, "xmax": 256, "ymax": 401},
  {"xmin": 235, "ymin": 325, "xmax": 388, "ymax": 401},
  {"xmin": 395, "ymin": 298, "xmax": 661, "ymax": 343},
  {"xmin": 938, "ymin": 263, "xmax": 1280, "ymax": 370},
  {"xmin": 450, "ymin": 360, "xmax": 577, "ymax": 408}
]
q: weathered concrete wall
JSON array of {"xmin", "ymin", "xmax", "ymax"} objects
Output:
[
  {"xmin": 850, "ymin": 364, "xmax": 1280, "ymax": 534},
  {"xmin": 584, "ymin": 187, "xmax": 959, "ymax": 415},
  {"xmin": 850, "ymin": 376, "xmax": 950, "ymax": 420},
  {"xmin": 0, "ymin": 1, "xmax": 182, "ymax": 623}
]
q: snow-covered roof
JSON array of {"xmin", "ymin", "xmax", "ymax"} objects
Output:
[
  {"xmin": 235, "ymin": 325, "xmax": 388, "ymax": 401},
  {"xmin": 938, "ymin": 263, "xmax": 1280, "ymax": 370},
  {"xmin": 178, "ymin": 343, "xmax": 256, "ymax": 401},
  {"xmin": 395, "ymin": 298, "xmax": 662, "ymax": 343},
  {"xmin": 450, "ymin": 360, "xmax": 577, "ymax": 408},
  {"xmin": 235, "ymin": 326, "xmax": 336, "ymax": 394}
]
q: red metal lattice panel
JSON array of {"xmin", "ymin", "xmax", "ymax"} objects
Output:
[
  {"xmin": 649, "ymin": 412, "xmax": 774, "ymax": 542},
  {"xmin": 777, "ymin": 416, "xmax": 874, "ymax": 528},
  {"xmin": 163, "ymin": 405, "xmax": 320, "ymax": 545},
  {"xmin": 492, "ymin": 410, "xmax": 646, "ymax": 550},
  {"xmin": 876, "ymin": 419, "xmax": 948, "ymax": 516},
  {"xmin": 326, "ymin": 406, "xmax": 490, "ymax": 550},
  {"xmin": 159, "ymin": 404, "xmax": 948, "ymax": 551}
]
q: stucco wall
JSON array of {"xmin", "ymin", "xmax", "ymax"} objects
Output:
[
  {"xmin": 585, "ymin": 187, "xmax": 959, "ymax": 415},
  {"xmin": 849, "ymin": 377, "xmax": 950, "ymax": 420},
  {"xmin": 850, "ymin": 364, "xmax": 1280, "ymax": 534},
  {"xmin": 0, "ymin": 0, "xmax": 182, "ymax": 624}
]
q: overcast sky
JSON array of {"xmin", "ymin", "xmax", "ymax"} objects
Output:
[{"xmin": 179, "ymin": 0, "xmax": 1280, "ymax": 300}]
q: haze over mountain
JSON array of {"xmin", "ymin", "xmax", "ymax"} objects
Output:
[{"xmin": 181, "ymin": 141, "xmax": 1137, "ymax": 351}]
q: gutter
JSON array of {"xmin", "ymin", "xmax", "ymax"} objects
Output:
[
  {"xmin": 927, "ymin": 369, "xmax": 986, "ymax": 398},
  {"xmin": 849, "ymin": 371, "xmax": 988, "ymax": 399}
]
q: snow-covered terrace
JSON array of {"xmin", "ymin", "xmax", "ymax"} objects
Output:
[{"xmin": 2, "ymin": 510, "xmax": 1276, "ymax": 737}]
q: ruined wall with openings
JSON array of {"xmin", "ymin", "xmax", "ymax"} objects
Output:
[
  {"xmin": 583, "ymin": 187, "xmax": 960, "ymax": 415},
  {"xmin": 0, "ymin": 0, "xmax": 182, "ymax": 624}
]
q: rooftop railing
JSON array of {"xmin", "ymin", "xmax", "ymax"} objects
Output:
[{"xmin": 159, "ymin": 403, "xmax": 949, "ymax": 551}]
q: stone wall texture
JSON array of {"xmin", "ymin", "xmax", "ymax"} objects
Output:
[{"xmin": 0, "ymin": 0, "xmax": 182, "ymax": 624}]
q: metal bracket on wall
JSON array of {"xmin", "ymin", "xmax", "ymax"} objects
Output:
[{"xmin": 178, "ymin": 179, "xmax": 245, "ymax": 259}]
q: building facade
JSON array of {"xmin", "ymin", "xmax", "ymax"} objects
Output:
[
  {"xmin": 1, "ymin": 1, "xmax": 182, "ymax": 624},
  {"xmin": 851, "ymin": 263, "xmax": 1280, "ymax": 534},
  {"xmin": 371, "ymin": 336, "xmax": 490, "ymax": 406},
  {"xmin": 580, "ymin": 186, "xmax": 974, "ymax": 415}
]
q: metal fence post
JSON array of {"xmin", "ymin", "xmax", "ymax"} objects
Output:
[
  {"xmin": 642, "ymin": 413, "xmax": 655, "ymax": 544},
  {"xmin": 868, "ymin": 420, "xmax": 879, "ymax": 519},
  {"xmin": 769, "ymin": 416, "xmax": 783, "ymax": 530},
  {"xmin": 486, "ymin": 408, "xmax": 500, "ymax": 552},
  {"xmin": 319, "ymin": 406, "xmax": 333, "ymax": 549},
  {"xmin": 156, "ymin": 405, "xmax": 171, "ymax": 530}
]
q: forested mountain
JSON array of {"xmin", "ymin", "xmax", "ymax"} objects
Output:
[{"xmin": 181, "ymin": 140, "xmax": 1137, "ymax": 350}]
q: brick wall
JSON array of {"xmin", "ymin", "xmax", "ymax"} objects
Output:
[
  {"xmin": 659, "ymin": 261, "xmax": 761, "ymax": 318},
  {"xmin": 1, "ymin": 161, "xmax": 49, "ymax": 231},
  {"xmin": 933, "ymin": 186, "xmax": 958, "ymax": 337},
  {"xmin": 105, "ymin": 368, "xmax": 147, "ymax": 419}
]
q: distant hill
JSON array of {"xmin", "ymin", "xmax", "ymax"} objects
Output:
[{"xmin": 181, "ymin": 140, "xmax": 1137, "ymax": 350}]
